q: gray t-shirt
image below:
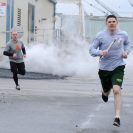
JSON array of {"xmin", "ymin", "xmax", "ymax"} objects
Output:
[
  {"xmin": 89, "ymin": 30, "xmax": 131, "ymax": 71},
  {"xmin": 5, "ymin": 39, "xmax": 25, "ymax": 63}
]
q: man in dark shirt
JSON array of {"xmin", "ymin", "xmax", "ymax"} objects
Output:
[{"xmin": 3, "ymin": 30, "xmax": 26, "ymax": 90}]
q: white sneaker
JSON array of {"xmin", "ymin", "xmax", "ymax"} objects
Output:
[{"xmin": 16, "ymin": 85, "xmax": 20, "ymax": 90}]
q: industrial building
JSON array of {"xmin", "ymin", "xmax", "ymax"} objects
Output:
[
  {"xmin": 59, "ymin": 15, "xmax": 133, "ymax": 43},
  {"xmin": 56, "ymin": 0, "xmax": 133, "ymax": 44}
]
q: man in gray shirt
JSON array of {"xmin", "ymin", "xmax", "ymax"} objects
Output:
[
  {"xmin": 89, "ymin": 15, "xmax": 131, "ymax": 127},
  {"xmin": 3, "ymin": 30, "xmax": 26, "ymax": 90}
]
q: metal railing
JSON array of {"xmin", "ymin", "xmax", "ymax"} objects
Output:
[{"xmin": 32, "ymin": 28, "xmax": 62, "ymax": 44}]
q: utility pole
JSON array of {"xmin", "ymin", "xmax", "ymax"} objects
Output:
[
  {"xmin": 57, "ymin": 0, "xmax": 86, "ymax": 39},
  {"xmin": 79, "ymin": 0, "xmax": 85, "ymax": 39}
]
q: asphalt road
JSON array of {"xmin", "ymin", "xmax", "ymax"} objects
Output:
[{"xmin": 0, "ymin": 76, "xmax": 133, "ymax": 133}]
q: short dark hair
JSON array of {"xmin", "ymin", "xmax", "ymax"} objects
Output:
[{"xmin": 106, "ymin": 15, "xmax": 117, "ymax": 22}]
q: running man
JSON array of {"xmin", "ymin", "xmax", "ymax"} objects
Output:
[
  {"xmin": 89, "ymin": 15, "xmax": 131, "ymax": 127},
  {"xmin": 3, "ymin": 30, "xmax": 26, "ymax": 90}
]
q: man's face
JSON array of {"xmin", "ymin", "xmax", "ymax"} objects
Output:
[
  {"xmin": 106, "ymin": 17, "xmax": 118, "ymax": 32},
  {"xmin": 11, "ymin": 31, "xmax": 18, "ymax": 41}
]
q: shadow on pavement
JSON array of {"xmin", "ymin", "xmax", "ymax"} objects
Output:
[{"xmin": 0, "ymin": 68, "xmax": 68, "ymax": 80}]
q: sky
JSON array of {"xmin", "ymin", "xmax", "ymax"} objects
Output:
[{"xmin": 56, "ymin": 0, "xmax": 133, "ymax": 17}]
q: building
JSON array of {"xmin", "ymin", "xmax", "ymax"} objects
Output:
[
  {"xmin": 57, "ymin": 14, "xmax": 133, "ymax": 44},
  {"xmin": 0, "ymin": 0, "xmax": 56, "ymax": 47}
]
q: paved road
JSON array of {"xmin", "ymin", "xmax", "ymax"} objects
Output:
[{"xmin": 0, "ymin": 77, "xmax": 133, "ymax": 133}]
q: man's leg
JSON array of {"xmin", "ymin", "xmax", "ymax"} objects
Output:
[
  {"xmin": 10, "ymin": 62, "xmax": 21, "ymax": 90},
  {"xmin": 10, "ymin": 62, "xmax": 18, "ymax": 86},
  {"xmin": 15, "ymin": 62, "xmax": 26, "ymax": 90},
  {"xmin": 18, "ymin": 62, "xmax": 26, "ymax": 75},
  {"xmin": 102, "ymin": 90, "xmax": 111, "ymax": 102},
  {"xmin": 102, "ymin": 90, "xmax": 111, "ymax": 96},
  {"xmin": 113, "ymin": 85, "xmax": 122, "ymax": 118},
  {"xmin": 113, "ymin": 85, "xmax": 122, "ymax": 127},
  {"xmin": 13, "ymin": 72, "xmax": 18, "ymax": 86},
  {"xmin": 98, "ymin": 70, "xmax": 112, "ymax": 102},
  {"xmin": 12, "ymin": 70, "xmax": 20, "ymax": 90},
  {"xmin": 112, "ymin": 65, "xmax": 125, "ymax": 127}
]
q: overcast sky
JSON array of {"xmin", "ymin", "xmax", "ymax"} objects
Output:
[{"xmin": 56, "ymin": 0, "xmax": 133, "ymax": 17}]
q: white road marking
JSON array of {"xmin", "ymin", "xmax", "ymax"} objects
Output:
[{"xmin": 77, "ymin": 103, "xmax": 104, "ymax": 131}]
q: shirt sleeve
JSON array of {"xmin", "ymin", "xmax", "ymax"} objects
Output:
[
  {"xmin": 3, "ymin": 43, "xmax": 13, "ymax": 56},
  {"xmin": 89, "ymin": 37, "xmax": 102, "ymax": 57},
  {"xmin": 123, "ymin": 33, "xmax": 131, "ymax": 54},
  {"xmin": 4, "ymin": 42, "xmax": 10, "ymax": 52},
  {"xmin": 21, "ymin": 41, "xmax": 26, "ymax": 55}
]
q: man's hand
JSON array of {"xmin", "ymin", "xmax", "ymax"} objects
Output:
[
  {"xmin": 12, "ymin": 53, "xmax": 17, "ymax": 59},
  {"xmin": 23, "ymin": 54, "xmax": 26, "ymax": 58},
  {"xmin": 100, "ymin": 50, "xmax": 108, "ymax": 57},
  {"xmin": 122, "ymin": 52, "xmax": 128, "ymax": 59}
]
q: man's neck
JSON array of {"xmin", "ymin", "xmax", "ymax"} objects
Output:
[
  {"xmin": 12, "ymin": 39, "xmax": 18, "ymax": 43},
  {"xmin": 107, "ymin": 29, "xmax": 118, "ymax": 35}
]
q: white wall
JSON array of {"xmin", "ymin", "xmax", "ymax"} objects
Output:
[
  {"xmin": 0, "ymin": 0, "xmax": 55, "ymax": 47},
  {"xmin": 0, "ymin": 0, "xmax": 7, "ymax": 47},
  {"xmin": 14, "ymin": 0, "xmax": 55, "ymax": 44}
]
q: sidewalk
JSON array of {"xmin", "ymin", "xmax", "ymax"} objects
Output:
[{"xmin": 0, "ymin": 47, "xmax": 3, "ymax": 61}]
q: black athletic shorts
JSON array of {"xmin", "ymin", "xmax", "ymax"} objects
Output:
[
  {"xmin": 10, "ymin": 61, "xmax": 26, "ymax": 75},
  {"xmin": 98, "ymin": 65, "xmax": 125, "ymax": 93}
]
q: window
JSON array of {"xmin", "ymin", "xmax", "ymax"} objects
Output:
[{"xmin": 17, "ymin": 8, "xmax": 21, "ymax": 26}]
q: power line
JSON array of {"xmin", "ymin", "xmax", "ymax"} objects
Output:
[
  {"xmin": 84, "ymin": 0, "xmax": 108, "ymax": 16},
  {"xmin": 95, "ymin": 0, "xmax": 120, "ymax": 17}
]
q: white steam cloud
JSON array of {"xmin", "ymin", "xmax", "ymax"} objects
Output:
[
  {"xmin": 0, "ymin": 36, "xmax": 132, "ymax": 79},
  {"xmin": 25, "ymin": 36, "xmax": 98, "ymax": 77}
]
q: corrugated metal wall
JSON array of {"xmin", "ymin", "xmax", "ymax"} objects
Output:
[
  {"xmin": 86, "ymin": 17, "xmax": 133, "ymax": 43},
  {"xmin": 61, "ymin": 15, "xmax": 133, "ymax": 45}
]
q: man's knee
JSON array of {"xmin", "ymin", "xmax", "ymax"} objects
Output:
[
  {"xmin": 18, "ymin": 69, "xmax": 26, "ymax": 75},
  {"xmin": 113, "ymin": 85, "xmax": 121, "ymax": 95},
  {"xmin": 13, "ymin": 71, "xmax": 17, "ymax": 78}
]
